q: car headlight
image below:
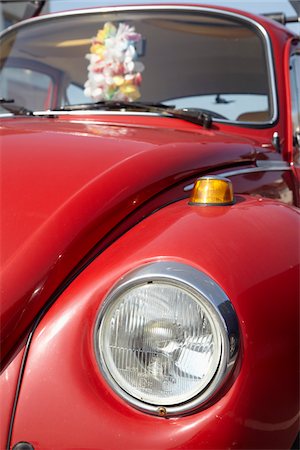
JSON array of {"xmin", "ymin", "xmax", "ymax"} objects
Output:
[{"xmin": 94, "ymin": 262, "xmax": 239, "ymax": 417}]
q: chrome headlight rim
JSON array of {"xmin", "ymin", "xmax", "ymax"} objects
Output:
[{"xmin": 94, "ymin": 261, "xmax": 239, "ymax": 417}]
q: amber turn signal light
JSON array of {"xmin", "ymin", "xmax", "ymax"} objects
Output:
[{"xmin": 189, "ymin": 176, "xmax": 234, "ymax": 206}]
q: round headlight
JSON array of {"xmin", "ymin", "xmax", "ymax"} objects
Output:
[{"xmin": 95, "ymin": 262, "xmax": 239, "ymax": 416}]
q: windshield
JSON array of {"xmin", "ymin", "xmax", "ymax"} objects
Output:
[{"xmin": 0, "ymin": 7, "xmax": 275, "ymax": 123}]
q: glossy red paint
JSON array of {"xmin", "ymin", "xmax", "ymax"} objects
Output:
[
  {"xmin": 0, "ymin": 347, "xmax": 24, "ymax": 450},
  {"xmin": 10, "ymin": 196, "xmax": 299, "ymax": 449},
  {"xmin": 1, "ymin": 115, "xmax": 263, "ymax": 367},
  {"xmin": 1, "ymin": 3, "xmax": 299, "ymax": 449}
]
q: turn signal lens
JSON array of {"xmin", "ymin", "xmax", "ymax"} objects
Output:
[{"xmin": 189, "ymin": 176, "xmax": 234, "ymax": 205}]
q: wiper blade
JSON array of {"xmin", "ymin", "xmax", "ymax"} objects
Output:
[
  {"xmin": 59, "ymin": 100, "xmax": 175, "ymax": 112},
  {"xmin": 58, "ymin": 101, "xmax": 212, "ymax": 128}
]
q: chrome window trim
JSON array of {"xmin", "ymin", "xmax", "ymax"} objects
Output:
[
  {"xmin": 289, "ymin": 47, "xmax": 300, "ymax": 144},
  {"xmin": 184, "ymin": 162, "xmax": 291, "ymax": 192},
  {"xmin": 94, "ymin": 261, "xmax": 239, "ymax": 417},
  {"xmin": 0, "ymin": 113, "xmax": 14, "ymax": 118},
  {"xmin": 34, "ymin": 110, "xmax": 160, "ymax": 117},
  {"xmin": 0, "ymin": 5, "xmax": 278, "ymax": 126},
  {"xmin": 0, "ymin": 110, "xmax": 161, "ymax": 118}
]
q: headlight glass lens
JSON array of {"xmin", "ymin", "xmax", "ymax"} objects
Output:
[
  {"xmin": 95, "ymin": 262, "xmax": 239, "ymax": 416},
  {"xmin": 99, "ymin": 282, "xmax": 221, "ymax": 405}
]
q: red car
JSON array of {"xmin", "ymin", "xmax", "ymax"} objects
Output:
[{"xmin": 0, "ymin": 3, "xmax": 299, "ymax": 449}]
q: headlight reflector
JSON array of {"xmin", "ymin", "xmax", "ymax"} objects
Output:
[{"xmin": 95, "ymin": 262, "xmax": 239, "ymax": 416}]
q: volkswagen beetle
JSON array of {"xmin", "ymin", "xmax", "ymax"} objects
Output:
[{"xmin": 0, "ymin": 2, "xmax": 299, "ymax": 449}]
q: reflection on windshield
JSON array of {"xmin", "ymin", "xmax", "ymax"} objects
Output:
[
  {"xmin": 164, "ymin": 94, "xmax": 269, "ymax": 121},
  {"xmin": 0, "ymin": 7, "xmax": 273, "ymax": 123}
]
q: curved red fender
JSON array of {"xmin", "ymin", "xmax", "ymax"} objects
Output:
[{"xmin": 9, "ymin": 195, "xmax": 299, "ymax": 450}]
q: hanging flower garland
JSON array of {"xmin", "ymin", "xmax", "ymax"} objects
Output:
[{"xmin": 84, "ymin": 22, "xmax": 144, "ymax": 102}]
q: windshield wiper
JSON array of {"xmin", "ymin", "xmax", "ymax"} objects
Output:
[
  {"xmin": 165, "ymin": 108, "xmax": 212, "ymax": 129},
  {"xmin": 0, "ymin": 98, "xmax": 34, "ymax": 116},
  {"xmin": 59, "ymin": 100, "xmax": 175, "ymax": 111},
  {"xmin": 0, "ymin": 97, "xmax": 15, "ymax": 104},
  {"xmin": 58, "ymin": 101, "xmax": 212, "ymax": 128}
]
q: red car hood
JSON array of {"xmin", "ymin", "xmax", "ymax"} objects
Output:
[{"xmin": 1, "ymin": 115, "xmax": 257, "ymax": 366}]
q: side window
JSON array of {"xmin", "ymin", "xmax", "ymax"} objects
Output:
[
  {"xmin": 290, "ymin": 49, "xmax": 300, "ymax": 149},
  {"xmin": 0, "ymin": 66, "xmax": 53, "ymax": 110}
]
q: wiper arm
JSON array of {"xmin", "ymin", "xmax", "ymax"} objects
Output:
[
  {"xmin": 165, "ymin": 108, "xmax": 212, "ymax": 129},
  {"xmin": 58, "ymin": 101, "xmax": 212, "ymax": 128},
  {"xmin": 0, "ymin": 97, "xmax": 15, "ymax": 104},
  {"xmin": 0, "ymin": 98, "xmax": 33, "ymax": 116}
]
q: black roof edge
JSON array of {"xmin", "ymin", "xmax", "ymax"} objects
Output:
[{"xmin": 23, "ymin": 0, "xmax": 46, "ymax": 20}]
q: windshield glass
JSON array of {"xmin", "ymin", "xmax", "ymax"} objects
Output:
[{"xmin": 0, "ymin": 7, "xmax": 274, "ymax": 123}]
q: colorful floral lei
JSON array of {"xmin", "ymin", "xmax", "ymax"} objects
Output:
[{"xmin": 84, "ymin": 22, "xmax": 144, "ymax": 102}]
